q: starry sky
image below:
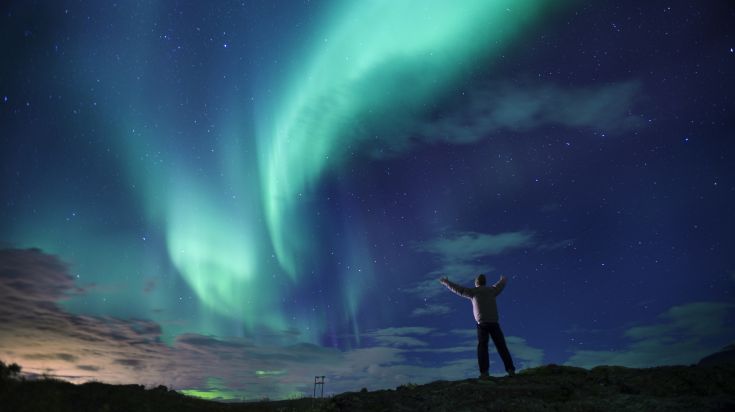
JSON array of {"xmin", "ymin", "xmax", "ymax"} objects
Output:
[{"xmin": 1, "ymin": 0, "xmax": 734, "ymax": 401}]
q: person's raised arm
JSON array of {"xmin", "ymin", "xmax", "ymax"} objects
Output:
[
  {"xmin": 439, "ymin": 277, "xmax": 474, "ymax": 298},
  {"xmin": 493, "ymin": 275, "xmax": 508, "ymax": 296}
]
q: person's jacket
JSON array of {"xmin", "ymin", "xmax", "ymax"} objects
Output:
[{"xmin": 443, "ymin": 280, "xmax": 505, "ymax": 323}]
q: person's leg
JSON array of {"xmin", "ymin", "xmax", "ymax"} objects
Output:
[
  {"xmin": 476, "ymin": 323, "xmax": 490, "ymax": 375},
  {"xmin": 488, "ymin": 322, "xmax": 515, "ymax": 374}
]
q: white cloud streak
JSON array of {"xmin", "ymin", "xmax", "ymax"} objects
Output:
[
  {"xmin": 417, "ymin": 231, "xmax": 535, "ymax": 262},
  {"xmin": 411, "ymin": 304, "xmax": 452, "ymax": 317}
]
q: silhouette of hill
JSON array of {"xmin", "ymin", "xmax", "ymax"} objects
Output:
[
  {"xmin": 324, "ymin": 364, "xmax": 735, "ymax": 411},
  {"xmin": 699, "ymin": 344, "xmax": 735, "ymax": 367},
  {"xmin": 2, "ymin": 361, "xmax": 734, "ymax": 411}
]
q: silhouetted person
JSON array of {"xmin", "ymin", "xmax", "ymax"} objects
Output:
[{"xmin": 440, "ymin": 274, "xmax": 516, "ymax": 379}]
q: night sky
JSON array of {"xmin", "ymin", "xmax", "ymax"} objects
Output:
[{"xmin": 2, "ymin": 0, "xmax": 734, "ymax": 401}]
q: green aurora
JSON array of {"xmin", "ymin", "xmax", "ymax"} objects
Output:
[
  {"xmin": 256, "ymin": 0, "xmax": 555, "ymax": 337},
  {"xmin": 5, "ymin": 0, "xmax": 735, "ymax": 402},
  {"xmin": 7, "ymin": 0, "xmax": 561, "ymax": 342}
]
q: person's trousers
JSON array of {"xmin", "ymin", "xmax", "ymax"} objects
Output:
[{"xmin": 477, "ymin": 322, "xmax": 515, "ymax": 374}]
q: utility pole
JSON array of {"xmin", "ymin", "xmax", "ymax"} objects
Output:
[{"xmin": 313, "ymin": 375, "xmax": 325, "ymax": 398}]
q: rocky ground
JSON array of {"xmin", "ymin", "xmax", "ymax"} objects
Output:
[
  {"xmin": 321, "ymin": 364, "xmax": 735, "ymax": 412},
  {"xmin": 1, "ymin": 363, "xmax": 734, "ymax": 411}
]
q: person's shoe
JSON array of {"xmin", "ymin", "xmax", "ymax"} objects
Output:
[
  {"xmin": 478, "ymin": 373, "xmax": 490, "ymax": 380},
  {"xmin": 507, "ymin": 370, "xmax": 516, "ymax": 377}
]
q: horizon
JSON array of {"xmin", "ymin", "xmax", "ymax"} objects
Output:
[
  {"xmin": 1, "ymin": 0, "xmax": 734, "ymax": 401},
  {"xmin": 2, "ymin": 355, "xmax": 730, "ymax": 403}
]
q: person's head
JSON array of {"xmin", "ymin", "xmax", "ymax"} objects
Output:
[{"xmin": 475, "ymin": 274, "xmax": 486, "ymax": 287}]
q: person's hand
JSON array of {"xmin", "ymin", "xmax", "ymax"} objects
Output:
[
  {"xmin": 499, "ymin": 275, "xmax": 507, "ymax": 283},
  {"xmin": 439, "ymin": 276, "xmax": 449, "ymax": 284}
]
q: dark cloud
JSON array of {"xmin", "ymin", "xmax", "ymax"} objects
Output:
[
  {"xmin": 175, "ymin": 334, "xmax": 248, "ymax": 349},
  {"xmin": 77, "ymin": 365, "xmax": 102, "ymax": 372},
  {"xmin": 0, "ymin": 248, "xmax": 75, "ymax": 303},
  {"xmin": 23, "ymin": 353, "xmax": 79, "ymax": 363},
  {"xmin": 143, "ymin": 280, "xmax": 156, "ymax": 293},
  {"xmin": 113, "ymin": 358, "xmax": 144, "ymax": 369}
]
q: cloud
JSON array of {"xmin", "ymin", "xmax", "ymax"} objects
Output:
[
  {"xmin": 565, "ymin": 301, "xmax": 735, "ymax": 368},
  {"xmin": 536, "ymin": 239, "xmax": 574, "ymax": 251},
  {"xmin": 369, "ymin": 336, "xmax": 429, "ymax": 348},
  {"xmin": 414, "ymin": 346, "xmax": 469, "ymax": 354},
  {"xmin": 143, "ymin": 279, "xmax": 156, "ymax": 293},
  {"xmin": 404, "ymin": 231, "xmax": 532, "ymax": 299},
  {"xmin": 449, "ymin": 329, "xmax": 478, "ymax": 338},
  {"xmin": 411, "ymin": 304, "xmax": 452, "ymax": 317},
  {"xmin": 0, "ymin": 248, "xmax": 550, "ymax": 399},
  {"xmin": 22, "ymin": 353, "xmax": 79, "ymax": 363},
  {"xmin": 414, "ymin": 334, "xmax": 545, "ymax": 372},
  {"xmin": 624, "ymin": 302, "xmax": 733, "ymax": 340},
  {"xmin": 366, "ymin": 327, "xmax": 435, "ymax": 336},
  {"xmin": 362, "ymin": 327, "xmax": 435, "ymax": 348},
  {"xmin": 405, "ymin": 230, "xmax": 575, "ymax": 301},
  {"xmin": 447, "ymin": 329, "xmax": 544, "ymax": 368},
  {"xmin": 6, "ymin": 249, "xmax": 533, "ymax": 399},
  {"xmin": 402, "ymin": 263, "xmax": 489, "ymax": 298},
  {"xmin": 0, "ymin": 247, "xmax": 78, "ymax": 302},
  {"xmin": 417, "ymin": 231, "xmax": 535, "ymax": 262},
  {"xmin": 505, "ymin": 336, "xmax": 544, "ymax": 369},
  {"xmin": 112, "ymin": 358, "xmax": 145, "ymax": 370},
  {"xmin": 364, "ymin": 80, "xmax": 642, "ymax": 157}
]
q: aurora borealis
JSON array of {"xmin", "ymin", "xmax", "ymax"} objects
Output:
[
  {"xmin": 260, "ymin": 0, "xmax": 546, "ymax": 278},
  {"xmin": 2, "ymin": 0, "xmax": 735, "ymax": 401}
]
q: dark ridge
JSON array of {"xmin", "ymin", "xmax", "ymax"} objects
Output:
[
  {"xmin": 699, "ymin": 344, "xmax": 735, "ymax": 367},
  {"xmin": 1, "ymin": 361, "xmax": 734, "ymax": 411}
]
